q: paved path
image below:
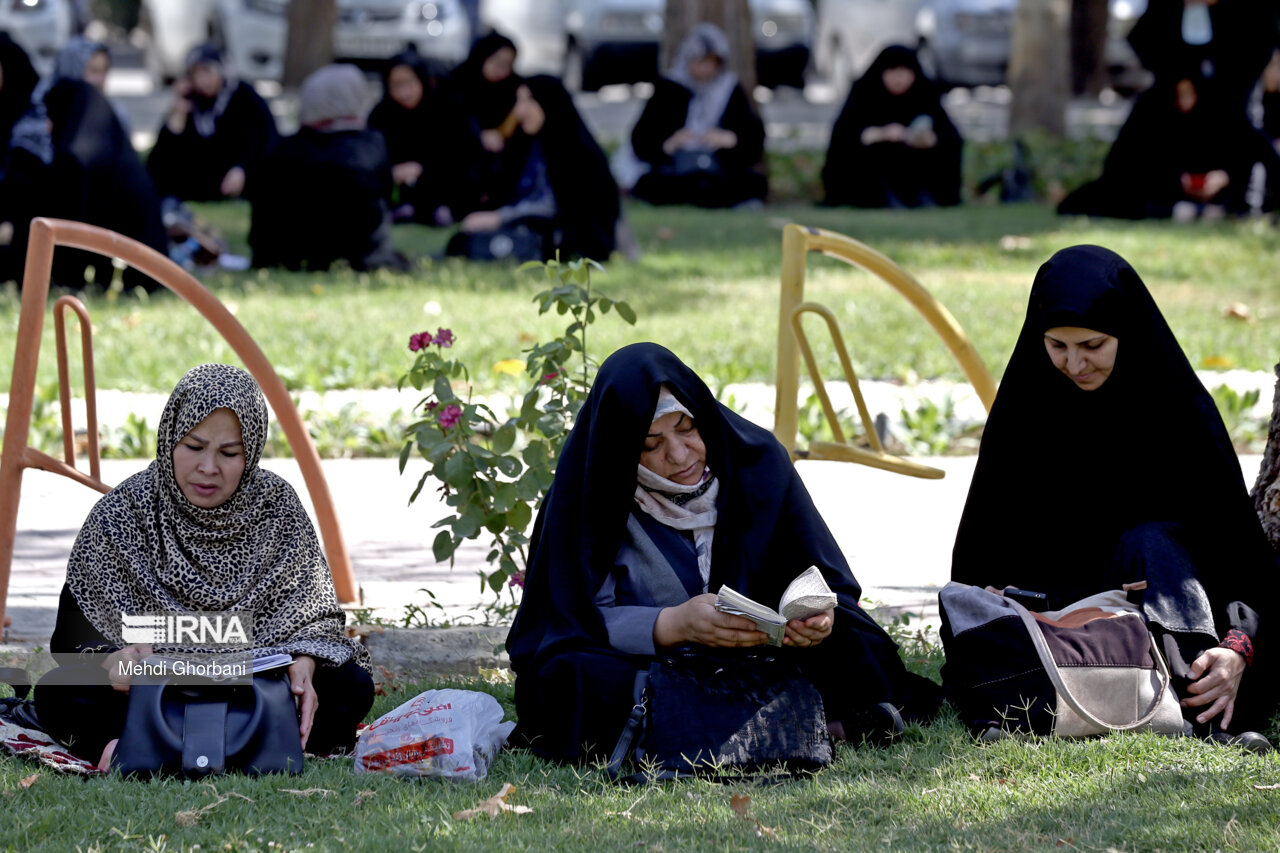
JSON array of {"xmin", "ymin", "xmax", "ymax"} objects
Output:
[{"xmin": 3, "ymin": 450, "xmax": 1264, "ymax": 655}]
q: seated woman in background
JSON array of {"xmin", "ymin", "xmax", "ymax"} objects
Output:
[
  {"xmin": 629, "ymin": 23, "xmax": 767, "ymax": 209},
  {"xmin": 445, "ymin": 76, "xmax": 618, "ymax": 262},
  {"xmin": 452, "ymin": 31, "xmax": 521, "ymax": 180},
  {"xmin": 34, "ymin": 364, "xmax": 374, "ymax": 770},
  {"xmin": 368, "ymin": 49, "xmax": 479, "ymax": 226},
  {"xmin": 506, "ymin": 342, "xmax": 942, "ymax": 762},
  {"xmin": 1058, "ymin": 69, "xmax": 1280, "ymax": 221},
  {"xmin": 0, "ymin": 34, "xmax": 37, "ymax": 156},
  {"xmin": 248, "ymin": 64, "xmax": 406, "ymax": 271},
  {"xmin": 822, "ymin": 45, "xmax": 962, "ymax": 209},
  {"xmin": 951, "ymin": 245, "xmax": 1279, "ymax": 750},
  {"xmin": 147, "ymin": 44, "xmax": 279, "ymax": 203},
  {"xmin": 0, "ymin": 37, "xmax": 166, "ymax": 289}
]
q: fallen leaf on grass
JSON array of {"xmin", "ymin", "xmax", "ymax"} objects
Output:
[
  {"xmin": 175, "ymin": 796, "xmax": 229, "ymax": 827},
  {"xmin": 452, "ymin": 783, "xmax": 533, "ymax": 820},
  {"xmin": 1224, "ymin": 302, "xmax": 1254, "ymax": 323},
  {"xmin": 282, "ymin": 788, "xmax": 335, "ymax": 798},
  {"xmin": 728, "ymin": 794, "xmax": 778, "ymax": 841},
  {"xmin": 18, "ymin": 773, "xmax": 38, "ymax": 789},
  {"xmin": 1202, "ymin": 355, "xmax": 1235, "ymax": 369},
  {"xmin": 1253, "ymin": 783, "xmax": 1280, "ymax": 790},
  {"xmin": 352, "ymin": 790, "xmax": 377, "ymax": 808}
]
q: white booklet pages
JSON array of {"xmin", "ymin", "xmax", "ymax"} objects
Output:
[{"xmin": 714, "ymin": 566, "xmax": 838, "ymax": 647}]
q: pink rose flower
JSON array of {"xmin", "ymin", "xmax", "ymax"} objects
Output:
[
  {"xmin": 437, "ymin": 403, "xmax": 462, "ymax": 430},
  {"xmin": 433, "ymin": 328, "xmax": 455, "ymax": 348},
  {"xmin": 508, "ymin": 570, "xmax": 526, "ymax": 589}
]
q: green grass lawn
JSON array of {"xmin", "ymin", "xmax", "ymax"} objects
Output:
[
  {"xmin": 4, "ymin": 660, "xmax": 1280, "ymax": 852},
  {"xmin": 2, "ymin": 202, "xmax": 1278, "ymax": 400}
]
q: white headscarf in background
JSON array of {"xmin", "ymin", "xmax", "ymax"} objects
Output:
[
  {"xmin": 299, "ymin": 63, "xmax": 369, "ymax": 132},
  {"xmin": 634, "ymin": 385, "xmax": 719, "ymax": 587},
  {"xmin": 667, "ymin": 22, "xmax": 738, "ymax": 138}
]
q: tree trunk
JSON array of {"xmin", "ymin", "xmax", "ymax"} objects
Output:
[
  {"xmin": 1252, "ymin": 364, "xmax": 1280, "ymax": 550},
  {"xmin": 1070, "ymin": 0, "xmax": 1110, "ymax": 96},
  {"xmin": 1008, "ymin": 0, "xmax": 1070, "ymax": 137},
  {"xmin": 282, "ymin": 0, "xmax": 337, "ymax": 89},
  {"xmin": 662, "ymin": 0, "xmax": 756, "ymax": 96}
]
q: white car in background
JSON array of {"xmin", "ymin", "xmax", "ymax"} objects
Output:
[
  {"xmin": 1, "ymin": 0, "xmax": 74, "ymax": 76},
  {"xmin": 139, "ymin": 0, "xmax": 471, "ymax": 84},
  {"xmin": 561, "ymin": 0, "xmax": 814, "ymax": 92},
  {"xmin": 477, "ymin": 0, "xmax": 568, "ymax": 76}
]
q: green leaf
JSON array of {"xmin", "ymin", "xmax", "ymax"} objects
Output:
[
  {"xmin": 408, "ymin": 471, "xmax": 430, "ymax": 504},
  {"xmin": 496, "ymin": 455, "xmax": 522, "ymax": 478},
  {"xmin": 484, "ymin": 512, "xmax": 507, "ymax": 534},
  {"xmin": 516, "ymin": 259, "xmax": 544, "ymax": 272},
  {"xmin": 433, "ymin": 373, "xmax": 454, "ymax": 403},
  {"xmin": 598, "ymin": 297, "xmax": 612, "ymax": 313},
  {"xmin": 492, "ymin": 481, "xmax": 518, "ymax": 512},
  {"xmin": 487, "ymin": 569, "xmax": 507, "ymax": 594},
  {"xmin": 615, "ymin": 301, "xmax": 637, "ymax": 324},
  {"xmin": 492, "ymin": 422, "xmax": 516, "ymax": 454},
  {"xmin": 444, "ymin": 450, "xmax": 477, "ymax": 485},
  {"xmin": 432, "ymin": 530, "xmax": 455, "ymax": 562},
  {"xmin": 507, "ymin": 500, "xmax": 532, "ymax": 532},
  {"xmin": 398, "ymin": 440, "xmax": 413, "ymax": 474},
  {"xmin": 453, "ymin": 506, "xmax": 484, "ymax": 539}
]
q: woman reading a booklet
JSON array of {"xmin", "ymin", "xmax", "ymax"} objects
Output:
[
  {"xmin": 34, "ymin": 364, "xmax": 373, "ymax": 770},
  {"xmin": 951, "ymin": 245, "xmax": 1279, "ymax": 749},
  {"xmin": 506, "ymin": 342, "xmax": 942, "ymax": 761}
]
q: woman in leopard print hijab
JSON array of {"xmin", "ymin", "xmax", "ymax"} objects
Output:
[{"xmin": 36, "ymin": 364, "xmax": 373, "ymax": 767}]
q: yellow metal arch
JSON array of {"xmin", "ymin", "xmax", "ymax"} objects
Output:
[{"xmin": 774, "ymin": 224, "xmax": 996, "ymax": 479}]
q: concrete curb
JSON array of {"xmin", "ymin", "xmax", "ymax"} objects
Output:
[{"xmin": 359, "ymin": 625, "xmax": 510, "ymax": 678}]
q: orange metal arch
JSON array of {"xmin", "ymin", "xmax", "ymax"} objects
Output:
[{"xmin": 0, "ymin": 218, "xmax": 357, "ymax": 632}]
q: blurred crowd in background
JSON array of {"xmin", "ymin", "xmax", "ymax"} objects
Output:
[{"xmin": 0, "ymin": 0, "xmax": 1276, "ymax": 288}]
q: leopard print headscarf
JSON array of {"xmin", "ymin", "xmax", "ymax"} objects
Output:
[{"xmin": 65, "ymin": 364, "xmax": 368, "ymax": 669}]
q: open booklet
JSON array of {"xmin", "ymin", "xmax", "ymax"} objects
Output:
[{"xmin": 714, "ymin": 566, "xmax": 838, "ymax": 647}]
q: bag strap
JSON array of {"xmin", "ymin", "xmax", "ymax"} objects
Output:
[
  {"xmin": 606, "ymin": 669, "xmax": 650, "ymax": 782},
  {"xmin": 1009, "ymin": 597, "xmax": 1172, "ymax": 732},
  {"xmin": 182, "ymin": 701, "xmax": 228, "ymax": 777}
]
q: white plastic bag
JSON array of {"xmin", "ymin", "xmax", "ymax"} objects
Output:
[{"xmin": 354, "ymin": 688, "xmax": 516, "ymax": 780}]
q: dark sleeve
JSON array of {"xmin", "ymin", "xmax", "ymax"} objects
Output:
[
  {"xmin": 630, "ymin": 80, "xmax": 686, "ymax": 166},
  {"xmin": 226, "ymin": 83, "xmax": 279, "ymax": 177},
  {"xmin": 717, "ymin": 85, "xmax": 765, "ymax": 171},
  {"xmin": 51, "ymin": 583, "xmax": 115, "ymax": 655}
]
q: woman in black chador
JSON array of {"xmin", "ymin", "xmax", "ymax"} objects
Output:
[
  {"xmin": 630, "ymin": 24, "xmax": 767, "ymax": 208},
  {"xmin": 822, "ymin": 45, "xmax": 962, "ymax": 209},
  {"xmin": 0, "ymin": 34, "xmax": 38, "ymax": 150},
  {"xmin": 146, "ymin": 44, "xmax": 279, "ymax": 203},
  {"xmin": 444, "ymin": 75, "xmax": 618, "ymax": 262},
  {"xmin": 248, "ymin": 64, "xmax": 405, "ymax": 272},
  {"xmin": 368, "ymin": 49, "xmax": 479, "ymax": 226},
  {"xmin": 952, "ymin": 245, "xmax": 1279, "ymax": 749},
  {"xmin": 1, "ymin": 38, "xmax": 166, "ymax": 289},
  {"xmin": 1058, "ymin": 70, "xmax": 1280, "ymax": 220},
  {"xmin": 506, "ymin": 343, "xmax": 943, "ymax": 762}
]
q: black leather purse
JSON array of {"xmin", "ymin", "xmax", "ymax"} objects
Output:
[
  {"xmin": 606, "ymin": 647, "xmax": 831, "ymax": 783},
  {"xmin": 113, "ymin": 668, "xmax": 304, "ymax": 778}
]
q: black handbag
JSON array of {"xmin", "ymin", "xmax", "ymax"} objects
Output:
[
  {"xmin": 668, "ymin": 149, "xmax": 722, "ymax": 176},
  {"xmin": 112, "ymin": 667, "xmax": 304, "ymax": 778},
  {"xmin": 606, "ymin": 648, "xmax": 831, "ymax": 783},
  {"xmin": 445, "ymin": 222, "xmax": 546, "ymax": 262}
]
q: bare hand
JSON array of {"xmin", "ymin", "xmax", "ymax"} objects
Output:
[
  {"xmin": 699, "ymin": 128, "xmax": 737, "ymax": 150},
  {"xmin": 480, "ymin": 128, "xmax": 505, "ymax": 153},
  {"xmin": 220, "ymin": 166, "xmax": 246, "ymax": 198},
  {"xmin": 392, "ymin": 160, "xmax": 424, "ymax": 186},
  {"xmin": 783, "ymin": 608, "xmax": 834, "ymax": 648},
  {"xmin": 1182, "ymin": 647, "xmax": 1246, "ymax": 729},
  {"xmin": 102, "ymin": 644, "xmax": 153, "ymax": 694},
  {"xmin": 906, "ymin": 127, "xmax": 937, "ymax": 149},
  {"xmin": 288, "ymin": 655, "xmax": 318, "ymax": 750},
  {"xmin": 662, "ymin": 128, "xmax": 696, "ymax": 155},
  {"xmin": 1182, "ymin": 169, "xmax": 1229, "ymax": 201},
  {"xmin": 460, "ymin": 210, "xmax": 502, "ymax": 233},
  {"xmin": 654, "ymin": 593, "xmax": 768, "ymax": 649}
]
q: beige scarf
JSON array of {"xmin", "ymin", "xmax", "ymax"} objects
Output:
[{"xmin": 633, "ymin": 387, "xmax": 719, "ymax": 587}]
